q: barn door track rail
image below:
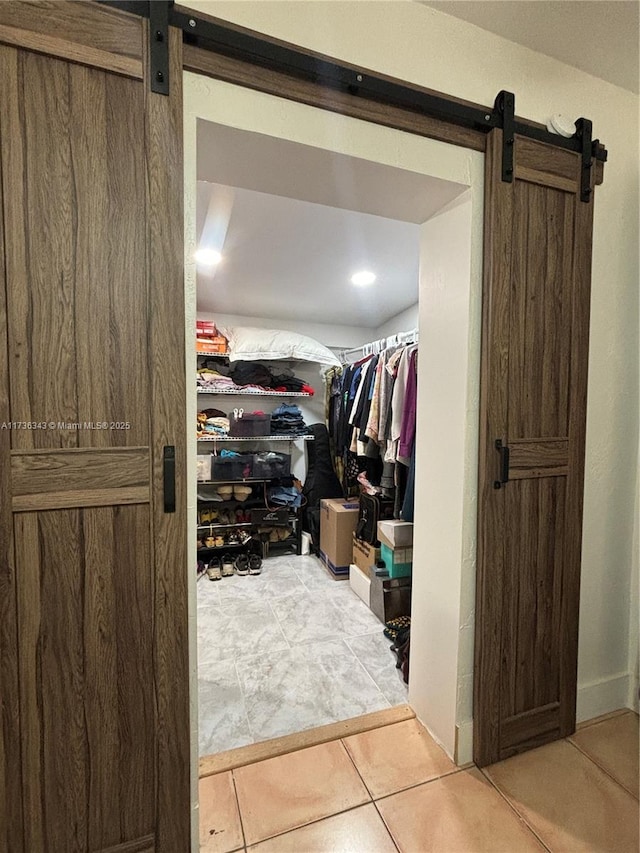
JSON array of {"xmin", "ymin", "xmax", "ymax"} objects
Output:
[{"xmin": 100, "ymin": 0, "xmax": 607, "ymax": 200}]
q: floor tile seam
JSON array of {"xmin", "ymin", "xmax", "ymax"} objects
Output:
[
  {"xmin": 232, "ymin": 658, "xmax": 258, "ymax": 744},
  {"xmin": 266, "ymin": 597, "xmax": 293, "ymax": 650},
  {"xmin": 230, "ymin": 770, "xmax": 248, "ymax": 850},
  {"xmin": 340, "ymin": 636, "xmax": 393, "ymax": 710},
  {"xmin": 240, "ymin": 798, "xmax": 377, "ymax": 849},
  {"xmin": 565, "ymin": 736, "xmax": 640, "ymax": 801},
  {"xmin": 478, "ymin": 767, "xmax": 553, "ymax": 852},
  {"xmin": 368, "ymin": 766, "xmax": 464, "ymax": 803},
  {"xmin": 370, "ymin": 798, "xmax": 401, "ymax": 853},
  {"xmin": 343, "ymin": 634, "xmax": 409, "ymax": 705}
]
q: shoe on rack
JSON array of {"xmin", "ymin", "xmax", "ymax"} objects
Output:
[
  {"xmin": 227, "ymin": 530, "xmax": 241, "ymax": 546},
  {"xmin": 206, "ymin": 558, "xmax": 222, "ymax": 581},
  {"xmin": 221, "ymin": 553, "xmax": 235, "ymax": 577},
  {"xmin": 238, "ymin": 530, "xmax": 252, "ymax": 545},
  {"xmin": 233, "ymin": 485, "xmax": 253, "ymax": 502},
  {"xmin": 216, "ymin": 485, "xmax": 233, "ymax": 500},
  {"xmin": 248, "ymin": 554, "xmax": 262, "ymax": 575},
  {"xmin": 235, "ymin": 553, "xmax": 250, "ymax": 576}
]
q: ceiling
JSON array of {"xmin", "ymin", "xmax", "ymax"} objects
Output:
[
  {"xmin": 196, "ymin": 121, "xmax": 467, "ymax": 328},
  {"xmin": 421, "ymin": 1, "xmax": 639, "ymax": 94}
]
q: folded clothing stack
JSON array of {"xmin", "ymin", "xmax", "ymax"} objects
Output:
[
  {"xmin": 270, "ymin": 403, "xmax": 309, "ymax": 437},
  {"xmin": 268, "ymin": 485, "xmax": 303, "ymax": 509}
]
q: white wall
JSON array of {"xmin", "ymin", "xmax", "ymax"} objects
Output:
[
  {"xmin": 186, "ymin": 0, "xmax": 640, "ymax": 726},
  {"xmin": 374, "ymin": 302, "xmax": 419, "ymax": 340},
  {"xmin": 411, "ymin": 191, "xmax": 478, "ymax": 758}
]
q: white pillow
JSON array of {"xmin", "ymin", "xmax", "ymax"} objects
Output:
[{"xmin": 223, "ymin": 326, "xmax": 340, "ymax": 366}]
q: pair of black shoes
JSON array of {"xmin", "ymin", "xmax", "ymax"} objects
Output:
[{"xmin": 235, "ymin": 552, "xmax": 262, "ymax": 575}]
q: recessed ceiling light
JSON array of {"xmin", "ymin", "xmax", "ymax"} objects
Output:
[
  {"xmin": 351, "ymin": 270, "xmax": 376, "ymax": 286},
  {"xmin": 195, "ymin": 248, "xmax": 222, "ymax": 266}
]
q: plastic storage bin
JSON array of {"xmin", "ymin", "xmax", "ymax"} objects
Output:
[
  {"xmin": 252, "ymin": 451, "xmax": 291, "ymax": 479},
  {"xmin": 229, "ymin": 413, "xmax": 271, "ymax": 437},
  {"xmin": 210, "ymin": 453, "xmax": 253, "ymax": 481}
]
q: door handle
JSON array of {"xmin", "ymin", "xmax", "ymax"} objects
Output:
[
  {"xmin": 163, "ymin": 445, "xmax": 176, "ymax": 512},
  {"xmin": 494, "ymin": 439, "xmax": 510, "ymax": 489}
]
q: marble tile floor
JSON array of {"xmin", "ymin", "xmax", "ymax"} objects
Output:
[
  {"xmin": 197, "ymin": 554, "xmax": 408, "ymax": 755},
  {"xmin": 199, "ymin": 710, "xmax": 639, "ymax": 853}
]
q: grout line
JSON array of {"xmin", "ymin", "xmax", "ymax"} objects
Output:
[
  {"xmin": 371, "ymin": 799, "xmax": 401, "ymax": 853},
  {"xmin": 341, "ymin": 637, "xmax": 392, "ymax": 710},
  {"xmin": 233, "ymin": 659, "xmax": 257, "ymax": 745},
  {"xmin": 241, "ymin": 800, "xmax": 377, "ymax": 849},
  {"xmin": 230, "ymin": 770, "xmax": 248, "ymax": 850},
  {"xmin": 371, "ymin": 766, "xmax": 464, "ymax": 804},
  {"xmin": 479, "ymin": 767, "xmax": 553, "ymax": 852},
  {"xmin": 266, "ymin": 597, "xmax": 293, "ymax": 650},
  {"xmin": 566, "ymin": 736, "xmax": 639, "ymax": 801},
  {"xmin": 340, "ymin": 734, "xmax": 377, "ymax": 799}
]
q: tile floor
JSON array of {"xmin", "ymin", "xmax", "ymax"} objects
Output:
[
  {"xmin": 197, "ymin": 554, "xmax": 408, "ymax": 755},
  {"xmin": 199, "ymin": 710, "xmax": 639, "ymax": 852}
]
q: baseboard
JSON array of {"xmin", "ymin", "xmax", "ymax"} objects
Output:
[
  {"xmin": 576, "ymin": 672, "xmax": 631, "ymax": 723},
  {"xmin": 454, "ymin": 720, "xmax": 474, "ymax": 766}
]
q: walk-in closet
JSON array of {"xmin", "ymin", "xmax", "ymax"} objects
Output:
[{"xmin": 192, "ymin": 117, "xmax": 471, "ymax": 759}]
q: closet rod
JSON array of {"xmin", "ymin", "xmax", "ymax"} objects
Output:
[{"xmin": 339, "ymin": 329, "xmax": 418, "ymax": 363}]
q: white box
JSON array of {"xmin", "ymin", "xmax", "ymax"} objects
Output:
[
  {"xmin": 196, "ymin": 455, "xmax": 211, "ymax": 482},
  {"xmin": 377, "ymin": 519, "xmax": 413, "ymax": 547},
  {"xmin": 349, "ymin": 563, "xmax": 371, "ymax": 607}
]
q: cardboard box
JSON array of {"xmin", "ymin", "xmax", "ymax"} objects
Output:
[
  {"xmin": 377, "ymin": 519, "xmax": 414, "ymax": 548},
  {"xmin": 380, "ymin": 542, "xmax": 412, "ymax": 579},
  {"xmin": 319, "ymin": 550, "xmax": 350, "ymax": 578},
  {"xmin": 349, "ymin": 563, "xmax": 371, "ymax": 607},
  {"xmin": 352, "ymin": 534, "xmax": 381, "ymax": 574},
  {"xmin": 196, "ymin": 337, "xmax": 228, "ymax": 355},
  {"xmin": 320, "ymin": 499, "xmax": 359, "ymax": 574}
]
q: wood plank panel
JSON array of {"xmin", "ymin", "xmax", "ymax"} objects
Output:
[
  {"xmin": 473, "ymin": 129, "xmax": 511, "ymax": 767},
  {"xmin": 84, "ymin": 507, "xmax": 120, "ymax": 849},
  {"xmin": 0, "ymin": 1, "xmax": 142, "ymax": 65},
  {"xmin": 13, "ymin": 486, "xmax": 149, "ymax": 513},
  {"xmin": 514, "ymin": 165, "xmax": 577, "ymax": 193},
  {"xmin": 516, "ymin": 136, "xmax": 580, "ymax": 185},
  {"xmin": 0, "ymin": 23, "xmax": 142, "ymax": 78},
  {"xmin": 112, "ymin": 506, "xmax": 156, "ymax": 844},
  {"xmin": 145, "ymin": 27, "xmax": 190, "ymax": 853},
  {"xmin": 38, "ymin": 511, "xmax": 87, "ymax": 852},
  {"xmin": 69, "ymin": 64, "xmax": 149, "ymax": 449},
  {"xmin": 98, "ymin": 837, "xmax": 155, "ymax": 853},
  {"xmin": 3, "ymin": 50, "xmax": 78, "ymax": 450},
  {"xmin": 501, "ymin": 702, "xmax": 560, "ymax": 749},
  {"xmin": 183, "ymin": 44, "xmax": 486, "ymax": 154},
  {"xmin": 508, "ymin": 438, "xmax": 569, "ymax": 479},
  {"xmin": 560, "ymin": 145, "xmax": 595, "ymax": 737},
  {"xmin": 508, "ymin": 182, "xmax": 573, "ymax": 439},
  {"xmin": 15, "ymin": 507, "xmax": 156, "ymax": 853},
  {"xmin": 14, "ymin": 514, "xmax": 43, "ymax": 852},
  {"xmin": 0, "ymin": 45, "xmax": 23, "ymax": 852},
  {"xmin": 11, "ymin": 448, "xmax": 150, "ymax": 495}
]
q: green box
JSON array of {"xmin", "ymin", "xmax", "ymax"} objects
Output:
[{"xmin": 380, "ymin": 542, "xmax": 412, "ymax": 579}]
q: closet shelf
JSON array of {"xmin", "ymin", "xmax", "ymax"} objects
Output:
[
  {"xmin": 197, "ymin": 522, "xmax": 252, "ymax": 530},
  {"xmin": 198, "ymin": 478, "xmax": 270, "ymax": 485},
  {"xmin": 197, "ymin": 435, "xmax": 314, "ymax": 442},
  {"xmin": 197, "ymin": 543, "xmax": 246, "ymax": 552},
  {"xmin": 197, "ymin": 387, "xmax": 311, "ymax": 397}
]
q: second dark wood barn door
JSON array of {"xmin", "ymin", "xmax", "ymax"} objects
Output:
[{"xmin": 474, "ymin": 130, "xmax": 595, "ymax": 766}]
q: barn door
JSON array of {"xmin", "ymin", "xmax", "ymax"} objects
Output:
[
  {"xmin": 474, "ymin": 129, "xmax": 595, "ymax": 766},
  {"xmin": 0, "ymin": 4, "xmax": 189, "ymax": 851}
]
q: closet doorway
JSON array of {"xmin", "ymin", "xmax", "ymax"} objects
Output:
[{"xmin": 185, "ymin": 73, "xmax": 483, "ymax": 777}]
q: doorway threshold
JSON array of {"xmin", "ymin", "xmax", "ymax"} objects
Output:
[{"xmin": 199, "ymin": 704, "xmax": 415, "ymax": 777}]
